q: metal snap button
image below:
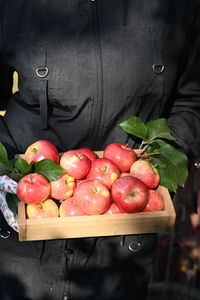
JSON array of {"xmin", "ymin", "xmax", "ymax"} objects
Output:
[
  {"xmin": 194, "ymin": 162, "xmax": 200, "ymax": 169},
  {"xmin": 0, "ymin": 228, "xmax": 11, "ymax": 239},
  {"xmin": 128, "ymin": 242, "xmax": 141, "ymax": 252},
  {"xmin": 152, "ymin": 64, "xmax": 164, "ymax": 74},
  {"xmin": 36, "ymin": 67, "xmax": 49, "ymax": 78}
]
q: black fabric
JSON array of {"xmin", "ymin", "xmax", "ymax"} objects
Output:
[
  {"xmin": 0, "ymin": 210, "xmax": 157, "ymax": 300},
  {"xmin": 0, "ymin": 1, "xmax": 200, "ymax": 299},
  {"xmin": 0, "ymin": 0, "xmax": 199, "ymax": 158}
]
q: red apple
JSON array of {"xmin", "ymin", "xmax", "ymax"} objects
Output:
[
  {"xmin": 60, "ymin": 150, "xmax": 91, "ymax": 179},
  {"xmin": 73, "ymin": 180, "xmax": 111, "ymax": 215},
  {"xmin": 130, "ymin": 159, "xmax": 160, "ymax": 189},
  {"xmin": 86, "ymin": 158, "xmax": 120, "ymax": 188},
  {"xmin": 103, "ymin": 142, "xmax": 137, "ymax": 172},
  {"xmin": 24, "ymin": 140, "xmax": 60, "ymax": 164},
  {"xmin": 142, "ymin": 189, "xmax": 164, "ymax": 212},
  {"xmin": 59, "ymin": 197, "xmax": 87, "ymax": 217},
  {"xmin": 50, "ymin": 173, "xmax": 76, "ymax": 201},
  {"xmin": 111, "ymin": 176, "xmax": 148, "ymax": 213},
  {"xmin": 16, "ymin": 173, "xmax": 51, "ymax": 204},
  {"xmin": 76, "ymin": 148, "xmax": 97, "ymax": 162},
  {"xmin": 104, "ymin": 203, "xmax": 122, "ymax": 214},
  {"xmin": 119, "ymin": 172, "xmax": 131, "ymax": 177},
  {"xmin": 75, "ymin": 178, "xmax": 89, "ymax": 186},
  {"xmin": 26, "ymin": 199, "xmax": 59, "ymax": 219}
]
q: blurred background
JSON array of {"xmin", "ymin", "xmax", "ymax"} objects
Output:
[{"xmin": 147, "ymin": 167, "xmax": 200, "ymax": 300}]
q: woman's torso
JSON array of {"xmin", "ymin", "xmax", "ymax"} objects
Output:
[{"xmin": 1, "ymin": 0, "xmax": 194, "ymax": 152}]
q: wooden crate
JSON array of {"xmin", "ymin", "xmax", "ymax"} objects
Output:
[
  {"xmin": 18, "ymin": 185, "xmax": 175, "ymax": 241},
  {"xmin": 17, "ymin": 151, "xmax": 176, "ymax": 241}
]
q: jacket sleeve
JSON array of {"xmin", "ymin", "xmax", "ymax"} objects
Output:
[
  {"xmin": 168, "ymin": 6, "xmax": 200, "ymax": 162},
  {"xmin": 0, "ymin": 1, "xmax": 13, "ymax": 110}
]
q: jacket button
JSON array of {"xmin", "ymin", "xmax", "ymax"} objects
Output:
[
  {"xmin": 36, "ymin": 67, "xmax": 49, "ymax": 78},
  {"xmin": 152, "ymin": 64, "xmax": 164, "ymax": 74},
  {"xmin": 128, "ymin": 242, "xmax": 141, "ymax": 252},
  {"xmin": 0, "ymin": 228, "xmax": 11, "ymax": 239}
]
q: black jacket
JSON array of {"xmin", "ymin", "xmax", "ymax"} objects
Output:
[
  {"xmin": 0, "ymin": 1, "xmax": 200, "ymax": 300},
  {"xmin": 0, "ymin": 0, "xmax": 200, "ymax": 160}
]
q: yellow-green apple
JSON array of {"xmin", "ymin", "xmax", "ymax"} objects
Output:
[
  {"xmin": 73, "ymin": 180, "xmax": 111, "ymax": 215},
  {"xmin": 130, "ymin": 159, "xmax": 160, "ymax": 188},
  {"xmin": 60, "ymin": 150, "xmax": 91, "ymax": 179},
  {"xmin": 104, "ymin": 203, "xmax": 122, "ymax": 214},
  {"xmin": 59, "ymin": 197, "xmax": 87, "ymax": 217},
  {"xmin": 26, "ymin": 199, "xmax": 59, "ymax": 219},
  {"xmin": 76, "ymin": 148, "xmax": 97, "ymax": 162},
  {"xmin": 24, "ymin": 140, "xmax": 60, "ymax": 164},
  {"xmin": 103, "ymin": 142, "xmax": 137, "ymax": 172},
  {"xmin": 111, "ymin": 176, "xmax": 148, "ymax": 213},
  {"xmin": 142, "ymin": 189, "xmax": 164, "ymax": 212},
  {"xmin": 50, "ymin": 173, "xmax": 75, "ymax": 201},
  {"xmin": 86, "ymin": 158, "xmax": 120, "ymax": 188},
  {"xmin": 16, "ymin": 173, "xmax": 51, "ymax": 204}
]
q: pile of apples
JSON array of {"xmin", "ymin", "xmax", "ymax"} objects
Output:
[{"xmin": 16, "ymin": 140, "xmax": 164, "ymax": 219}]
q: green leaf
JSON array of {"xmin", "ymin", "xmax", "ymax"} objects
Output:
[
  {"xmin": 6, "ymin": 193, "xmax": 19, "ymax": 216},
  {"xmin": 119, "ymin": 116, "xmax": 148, "ymax": 140},
  {"xmin": 157, "ymin": 144, "xmax": 188, "ymax": 187},
  {"xmin": 0, "ymin": 162, "xmax": 10, "ymax": 176},
  {"xmin": 9, "ymin": 171, "xmax": 26, "ymax": 182},
  {"xmin": 146, "ymin": 119, "xmax": 177, "ymax": 142},
  {"xmin": 15, "ymin": 158, "xmax": 33, "ymax": 174},
  {"xmin": 150, "ymin": 144, "xmax": 188, "ymax": 192},
  {"xmin": 34, "ymin": 159, "xmax": 65, "ymax": 181},
  {"xmin": 0, "ymin": 143, "xmax": 12, "ymax": 167},
  {"xmin": 151, "ymin": 156, "xmax": 179, "ymax": 192}
]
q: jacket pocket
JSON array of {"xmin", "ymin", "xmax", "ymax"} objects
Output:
[{"xmin": 101, "ymin": 26, "xmax": 165, "ymax": 127}]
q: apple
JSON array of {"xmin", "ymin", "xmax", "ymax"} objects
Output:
[
  {"xmin": 76, "ymin": 148, "xmax": 97, "ymax": 162},
  {"xmin": 142, "ymin": 189, "xmax": 164, "ymax": 212},
  {"xmin": 73, "ymin": 180, "xmax": 111, "ymax": 215},
  {"xmin": 24, "ymin": 140, "xmax": 60, "ymax": 164},
  {"xmin": 50, "ymin": 173, "xmax": 76, "ymax": 201},
  {"xmin": 119, "ymin": 172, "xmax": 131, "ymax": 177},
  {"xmin": 59, "ymin": 197, "xmax": 87, "ymax": 217},
  {"xmin": 16, "ymin": 173, "xmax": 51, "ymax": 204},
  {"xmin": 26, "ymin": 199, "xmax": 59, "ymax": 219},
  {"xmin": 103, "ymin": 142, "xmax": 137, "ymax": 172},
  {"xmin": 75, "ymin": 178, "xmax": 89, "ymax": 186},
  {"xmin": 86, "ymin": 158, "xmax": 120, "ymax": 188},
  {"xmin": 130, "ymin": 159, "xmax": 160, "ymax": 188},
  {"xmin": 111, "ymin": 176, "xmax": 148, "ymax": 213},
  {"xmin": 104, "ymin": 203, "xmax": 122, "ymax": 214},
  {"xmin": 60, "ymin": 150, "xmax": 91, "ymax": 179}
]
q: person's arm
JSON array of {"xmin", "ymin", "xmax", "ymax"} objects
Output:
[{"xmin": 167, "ymin": 6, "xmax": 200, "ymax": 163}]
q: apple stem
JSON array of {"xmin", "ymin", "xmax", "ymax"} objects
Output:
[
  {"xmin": 101, "ymin": 166, "xmax": 107, "ymax": 173},
  {"xmin": 29, "ymin": 174, "xmax": 34, "ymax": 183},
  {"xmin": 32, "ymin": 147, "xmax": 38, "ymax": 153},
  {"xmin": 153, "ymin": 163, "xmax": 159, "ymax": 169},
  {"xmin": 137, "ymin": 144, "xmax": 150, "ymax": 159}
]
